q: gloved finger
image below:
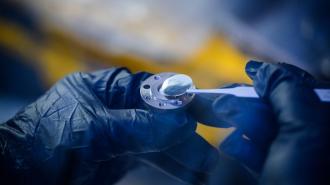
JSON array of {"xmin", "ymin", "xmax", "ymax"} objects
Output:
[
  {"xmin": 80, "ymin": 69, "xmax": 152, "ymax": 108},
  {"xmin": 188, "ymin": 93, "xmax": 228, "ymax": 127},
  {"xmin": 245, "ymin": 60, "xmax": 328, "ymax": 135},
  {"xmin": 245, "ymin": 60, "xmax": 319, "ymax": 107},
  {"xmin": 137, "ymin": 133, "xmax": 255, "ymax": 185},
  {"xmin": 103, "ymin": 109, "xmax": 197, "ymax": 154},
  {"xmin": 190, "ymin": 91, "xmax": 276, "ymax": 148},
  {"xmin": 220, "ymin": 129, "xmax": 267, "ymax": 173},
  {"xmin": 188, "ymin": 83, "xmax": 251, "ymax": 128},
  {"xmin": 245, "ymin": 60, "xmax": 330, "ymax": 184},
  {"xmin": 163, "ymin": 133, "xmax": 219, "ymax": 173},
  {"xmin": 212, "ymin": 95, "xmax": 276, "ymax": 149}
]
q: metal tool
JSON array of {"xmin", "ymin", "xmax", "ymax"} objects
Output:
[
  {"xmin": 187, "ymin": 87, "xmax": 330, "ymax": 102},
  {"xmin": 160, "ymin": 74, "xmax": 330, "ymax": 102},
  {"xmin": 140, "ymin": 73, "xmax": 330, "ymax": 110}
]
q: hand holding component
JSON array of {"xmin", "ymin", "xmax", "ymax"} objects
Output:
[
  {"xmin": 0, "ymin": 68, "xmax": 218, "ymax": 185},
  {"xmin": 190, "ymin": 61, "xmax": 330, "ymax": 185}
]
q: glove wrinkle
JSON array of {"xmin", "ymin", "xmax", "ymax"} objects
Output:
[
  {"xmin": 247, "ymin": 61, "xmax": 330, "ymax": 185},
  {"xmin": 0, "ymin": 67, "xmax": 219, "ymax": 185}
]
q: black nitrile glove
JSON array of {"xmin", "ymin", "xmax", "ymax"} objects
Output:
[
  {"xmin": 247, "ymin": 61, "xmax": 330, "ymax": 185},
  {"xmin": 190, "ymin": 84, "xmax": 271, "ymax": 185},
  {"xmin": 190, "ymin": 61, "xmax": 330, "ymax": 185},
  {"xmin": 0, "ymin": 68, "xmax": 218, "ymax": 185}
]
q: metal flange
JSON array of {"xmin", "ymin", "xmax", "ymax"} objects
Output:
[{"xmin": 140, "ymin": 72, "xmax": 195, "ymax": 110}]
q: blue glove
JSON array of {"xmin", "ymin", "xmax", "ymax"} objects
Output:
[
  {"xmin": 189, "ymin": 85, "xmax": 271, "ymax": 185},
  {"xmin": 190, "ymin": 61, "xmax": 330, "ymax": 185},
  {"xmin": 0, "ymin": 68, "xmax": 218, "ymax": 185}
]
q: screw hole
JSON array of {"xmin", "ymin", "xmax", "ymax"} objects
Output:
[{"xmin": 143, "ymin": 84, "xmax": 151, "ymax": 89}]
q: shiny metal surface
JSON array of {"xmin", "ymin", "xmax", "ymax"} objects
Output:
[
  {"xmin": 159, "ymin": 74, "xmax": 193, "ymax": 96},
  {"xmin": 146, "ymin": 73, "xmax": 330, "ymax": 102},
  {"xmin": 140, "ymin": 73, "xmax": 195, "ymax": 110}
]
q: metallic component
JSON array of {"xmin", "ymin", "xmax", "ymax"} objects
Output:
[
  {"xmin": 159, "ymin": 74, "xmax": 193, "ymax": 96},
  {"xmin": 158, "ymin": 74, "xmax": 259, "ymax": 98},
  {"xmin": 314, "ymin": 89, "xmax": 330, "ymax": 102},
  {"xmin": 187, "ymin": 85, "xmax": 330, "ymax": 102},
  {"xmin": 141, "ymin": 73, "xmax": 330, "ymax": 109},
  {"xmin": 158, "ymin": 74, "xmax": 258, "ymax": 98},
  {"xmin": 140, "ymin": 73, "xmax": 195, "ymax": 110},
  {"xmin": 158, "ymin": 73, "xmax": 330, "ymax": 102},
  {"xmin": 186, "ymin": 87, "xmax": 258, "ymax": 98}
]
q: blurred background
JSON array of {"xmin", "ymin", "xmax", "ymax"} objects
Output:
[{"xmin": 1, "ymin": 0, "xmax": 329, "ymax": 184}]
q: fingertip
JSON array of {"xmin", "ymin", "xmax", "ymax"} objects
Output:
[
  {"xmin": 212, "ymin": 94, "xmax": 240, "ymax": 115},
  {"xmin": 189, "ymin": 93, "xmax": 249, "ymax": 128},
  {"xmin": 211, "ymin": 94, "xmax": 245, "ymax": 127},
  {"xmin": 246, "ymin": 61, "xmax": 277, "ymax": 99},
  {"xmin": 245, "ymin": 60, "xmax": 264, "ymax": 79},
  {"xmin": 188, "ymin": 93, "xmax": 222, "ymax": 126}
]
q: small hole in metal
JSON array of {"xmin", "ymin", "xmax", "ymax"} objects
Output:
[{"xmin": 143, "ymin": 84, "xmax": 151, "ymax": 89}]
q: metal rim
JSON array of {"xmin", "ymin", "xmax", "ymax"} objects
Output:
[{"xmin": 140, "ymin": 72, "xmax": 195, "ymax": 110}]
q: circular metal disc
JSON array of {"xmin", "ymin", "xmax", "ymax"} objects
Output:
[{"xmin": 140, "ymin": 72, "xmax": 195, "ymax": 110}]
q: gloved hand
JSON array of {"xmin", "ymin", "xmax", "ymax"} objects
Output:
[
  {"xmin": 0, "ymin": 68, "xmax": 218, "ymax": 185},
  {"xmin": 190, "ymin": 61, "xmax": 330, "ymax": 185}
]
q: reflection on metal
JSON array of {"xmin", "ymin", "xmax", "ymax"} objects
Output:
[
  {"xmin": 158, "ymin": 73, "xmax": 259, "ymax": 98},
  {"xmin": 187, "ymin": 87, "xmax": 330, "ymax": 102},
  {"xmin": 159, "ymin": 74, "xmax": 193, "ymax": 96},
  {"xmin": 140, "ymin": 73, "xmax": 194, "ymax": 110},
  {"xmin": 143, "ymin": 73, "xmax": 330, "ymax": 108}
]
